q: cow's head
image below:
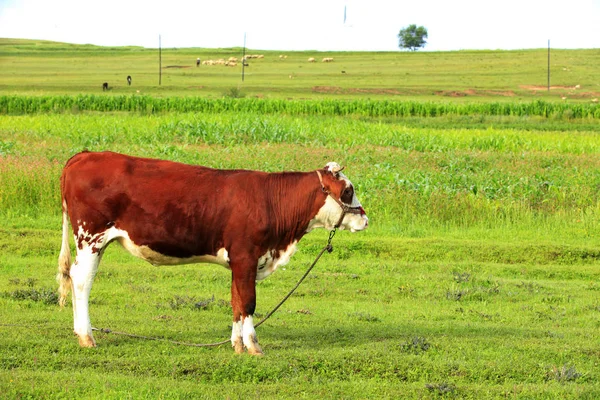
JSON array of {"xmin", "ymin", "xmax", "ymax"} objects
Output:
[{"xmin": 310, "ymin": 162, "xmax": 368, "ymax": 232}]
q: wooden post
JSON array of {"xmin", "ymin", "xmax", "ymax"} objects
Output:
[
  {"xmin": 547, "ymin": 40, "xmax": 550, "ymax": 92},
  {"xmin": 159, "ymin": 35, "xmax": 162, "ymax": 86},
  {"xmin": 242, "ymin": 33, "xmax": 246, "ymax": 82}
]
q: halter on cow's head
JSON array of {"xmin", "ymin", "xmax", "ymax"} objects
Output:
[{"xmin": 315, "ymin": 162, "xmax": 368, "ymax": 232}]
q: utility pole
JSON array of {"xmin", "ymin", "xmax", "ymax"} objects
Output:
[
  {"xmin": 159, "ymin": 35, "xmax": 162, "ymax": 86},
  {"xmin": 242, "ymin": 33, "xmax": 246, "ymax": 82},
  {"xmin": 547, "ymin": 40, "xmax": 550, "ymax": 92}
]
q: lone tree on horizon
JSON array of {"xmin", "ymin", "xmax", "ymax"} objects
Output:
[{"xmin": 398, "ymin": 24, "xmax": 428, "ymax": 51}]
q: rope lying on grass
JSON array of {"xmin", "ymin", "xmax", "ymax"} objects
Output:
[{"xmin": 94, "ymin": 233, "xmax": 335, "ymax": 347}]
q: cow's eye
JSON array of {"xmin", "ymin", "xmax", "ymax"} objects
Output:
[{"xmin": 341, "ymin": 187, "xmax": 354, "ymax": 203}]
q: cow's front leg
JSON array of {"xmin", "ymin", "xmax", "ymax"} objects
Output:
[{"xmin": 231, "ymin": 263, "xmax": 263, "ymax": 356}]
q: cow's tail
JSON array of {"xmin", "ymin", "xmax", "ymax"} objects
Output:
[{"xmin": 57, "ymin": 200, "xmax": 72, "ymax": 308}]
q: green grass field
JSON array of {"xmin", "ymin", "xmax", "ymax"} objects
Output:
[
  {"xmin": 1, "ymin": 38, "xmax": 599, "ymax": 101},
  {"xmin": 1, "ymin": 39, "xmax": 600, "ymax": 399}
]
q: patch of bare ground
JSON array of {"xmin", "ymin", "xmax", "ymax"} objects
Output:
[
  {"xmin": 349, "ymin": 88, "xmax": 402, "ymax": 95},
  {"xmin": 483, "ymin": 90, "xmax": 515, "ymax": 97},
  {"xmin": 521, "ymin": 85, "xmax": 576, "ymax": 91},
  {"xmin": 435, "ymin": 90, "xmax": 468, "ymax": 97},
  {"xmin": 312, "ymin": 86, "xmax": 407, "ymax": 95},
  {"xmin": 563, "ymin": 92, "xmax": 600, "ymax": 100},
  {"xmin": 164, "ymin": 65, "xmax": 191, "ymax": 69},
  {"xmin": 435, "ymin": 89, "xmax": 515, "ymax": 97},
  {"xmin": 521, "ymin": 85, "xmax": 600, "ymax": 100},
  {"xmin": 312, "ymin": 86, "xmax": 342, "ymax": 94}
]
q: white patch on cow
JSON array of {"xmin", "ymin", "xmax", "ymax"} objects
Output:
[
  {"xmin": 221, "ymin": 249, "xmax": 230, "ymax": 264},
  {"xmin": 256, "ymin": 241, "xmax": 297, "ymax": 280},
  {"xmin": 109, "ymin": 228, "xmax": 230, "ymax": 267},
  {"xmin": 324, "ymin": 162, "xmax": 343, "ymax": 174},
  {"xmin": 341, "ymin": 211, "xmax": 368, "ymax": 232},
  {"xmin": 231, "ymin": 319, "xmax": 243, "ymax": 348},
  {"xmin": 75, "ymin": 225, "xmax": 106, "ymax": 251},
  {"xmin": 307, "ymin": 196, "xmax": 342, "ymax": 232},
  {"xmin": 242, "ymin": 315, "xmax": 257, "ymax": 347}
]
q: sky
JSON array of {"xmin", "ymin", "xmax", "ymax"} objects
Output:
[{"xmin": 1, "ymin": 0, "xmax": 599, "ymax": 52}]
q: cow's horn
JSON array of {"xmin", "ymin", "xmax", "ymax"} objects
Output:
[{"xmin": 324, "ymin": 162, "xmax": 344, "ymax": 175}]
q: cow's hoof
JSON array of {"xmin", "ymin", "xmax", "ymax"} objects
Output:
[
  {"xmin": 247, "ymin": 344, "xmax": 263, "ymax": 356},
  {"xmin": 78, "ymin": 334, "xmax": 96, "ymax": 348},
  {"xmin": 233, "ymin": 340, "xmax": 244, "ymax": 354}
]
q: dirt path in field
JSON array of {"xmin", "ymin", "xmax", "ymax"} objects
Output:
[
  {"xmin": 312, "ymin": 86, "xmax": 517, "ymax": 97},
  {"xmin": 310, "ymin": 85, "xmax": 600, "ymax": 100},
  {"xmin": 312, "ymin": 86, "xmax": 404, "ymax": 95},
  {"xmin": 435, "ymin": 89, "xmax": 515, "ymax": 97},
  {"xmin": 521, "ymin": 85, "xmax": 600, "ymax": 100},
  {"xmin": 521, "ymin": 85, "xmax": 578, "ymax": 91}
]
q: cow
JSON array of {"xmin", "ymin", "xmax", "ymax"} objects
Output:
[
  {"xmin": 127, "ymin": 76, "xmax": 132, "ymax": 86},
  {"xmin": 57, "ymin": 151, "xmax": 368, "ymax": 355}
]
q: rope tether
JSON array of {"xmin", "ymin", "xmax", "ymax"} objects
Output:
[{"xmin": 92, "ymin": 230, "xmax": 337, "ymax": 348}]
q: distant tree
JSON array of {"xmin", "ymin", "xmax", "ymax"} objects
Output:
[{"xmin": 398, "ymin": 24, "xmax": 428, "ymax": 51}]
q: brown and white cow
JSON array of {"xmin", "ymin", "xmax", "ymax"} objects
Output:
[{"xmin": 58, "ymin": 151, "xmax": 368, "ymax": 355}]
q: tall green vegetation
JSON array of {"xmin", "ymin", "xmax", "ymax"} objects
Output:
[
  {"xmin": 2, "ymin": 95, "xmax": 599, "ymax": 118},
  {"xmin": 1, "ymin": 107, "xmax": 600, "ymax": 240}
]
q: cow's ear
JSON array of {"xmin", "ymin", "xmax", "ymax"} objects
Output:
[{"xmin": 324, "ymin": 162, "xmax": 344, "ymax": 178}]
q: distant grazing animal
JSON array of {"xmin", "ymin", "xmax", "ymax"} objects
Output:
[
  {"xmin": 322, "ymin": 57, "xmax": 334, "ymax": 63},
  {"xmin": 57, "ymin": 151, "xmax": 368, "ymax": 355},
  {"xmin": 127, "ymin": 76, "xmax": 132, "ymax": 86},
  {"xmin": 102, "ymin": 82, "xmax": 108, "ymax": 91},
  {"xmin": 196, "ymin": 58, "xmax": 200, "ymax": 67},
  {"xmin": 308, "ymin": 57, "xmax": 316, "ymax": 63}
]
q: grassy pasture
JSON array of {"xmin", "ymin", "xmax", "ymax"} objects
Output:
[
  {"xmin": 1, "ymin": 38, "xmax": 600, "ymax": 101},
  {"xmin": 2, "ymin": 110, "xmax": 600, "ymax": 398},
  {"xmin": 1, "ymin": 40, "xmax": 600, "ymax": 398}
]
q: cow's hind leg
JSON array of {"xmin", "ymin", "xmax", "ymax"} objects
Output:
[
  {"xmin": 70, "ymin": 243, "xmax": 103, "ymax": 347},
  {"xmin": 231, "ymin": 266, "xmax": 262, "ymax": 356}
]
